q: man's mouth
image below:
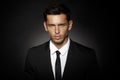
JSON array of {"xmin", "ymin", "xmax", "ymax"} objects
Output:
[{"xmin": 54, "ymin": 36, "xmax": 61, "ymax": 40}]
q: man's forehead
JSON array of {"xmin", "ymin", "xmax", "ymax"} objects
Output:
[
  {"xmin": 46, "ymin": 14, "xmax": 67, "ymax": 18},
  {"xmin": 46, "ymin": 14, "xmax": 67, "ymax": 22}
]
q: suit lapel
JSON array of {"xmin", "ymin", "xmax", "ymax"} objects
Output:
[
  {"xmin": 62, "ymin": 40, "xmax": 83, "ymax": 80},
  {"xmin": 62, "ymin": 40, "xmax": 75, "ymax": 79},
  {"xmin": 42, "ymin": 41, "xmax": 55, "ymax": 80}
]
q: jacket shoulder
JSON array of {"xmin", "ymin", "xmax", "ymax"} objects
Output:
[
  {"xmin": 29, "ymin": 41, "xmax": 49, "ymax": 51},
  {"xmin": 26, "ymin": 41, "xmax": 49, "ymax": 57},
  {"xmin": 71, "ymin": 40, "xmax": 95, "ymax": 54}
]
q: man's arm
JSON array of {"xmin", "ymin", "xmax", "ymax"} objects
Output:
[
  {"xmin": 85, "ymin": 50, "xmax": 102, "ymax": 80},
  {"xmin": 24, "ymin": 49, "xmax": 36, "ymax": 80}
]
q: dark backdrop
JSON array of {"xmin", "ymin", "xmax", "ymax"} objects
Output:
[{"xmin": 2, "ymin": 0, "xmax": 118, "ymax": 80}]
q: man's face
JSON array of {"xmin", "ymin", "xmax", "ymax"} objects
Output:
[{"xmin": 44, "ymin": 14, "xmax": 73, "ymax": 44}]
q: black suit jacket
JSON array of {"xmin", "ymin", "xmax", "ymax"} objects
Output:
[{"xmin": 24, "ymin": 40, "xmax": 100, "ymax": 80}]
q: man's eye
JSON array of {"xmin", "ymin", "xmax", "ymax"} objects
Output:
[
  {"xmin": 48, "ymin": 25, "xmax": 53, "ymax": 27},
  {"xmin": 48, "ymin": 25, "xmax": 55, "ymax": 27}
]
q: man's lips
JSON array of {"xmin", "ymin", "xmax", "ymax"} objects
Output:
[{"xmin": 54, "ymin": 36, "xmax": 61, "ymax": 40}]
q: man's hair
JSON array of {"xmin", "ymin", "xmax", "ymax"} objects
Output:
[{"xmin": 43, "ymin": 3, "xmax": 71, "ymax": 21}]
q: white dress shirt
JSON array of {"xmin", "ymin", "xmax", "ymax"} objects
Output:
[{"xmin": 49, "ymin": 38, "xmax": 70, "ymax": 78}]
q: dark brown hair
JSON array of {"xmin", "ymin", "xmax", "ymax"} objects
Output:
[{"xmin": 43, "ymin": 3, "xmax": 71, "ymax": 21}]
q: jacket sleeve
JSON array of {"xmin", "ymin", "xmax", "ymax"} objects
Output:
[
  {"xmin": 85, "ymin": 50, "xmax": 102, "ymax": 80},
  {"xmin": 24, "ymin": 49, "xmax": 36, "ymax": 80}
]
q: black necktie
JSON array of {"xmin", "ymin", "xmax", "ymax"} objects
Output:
[{"xmin": 55, "ymin": 51, "xmax": 61, "ymax": 80}]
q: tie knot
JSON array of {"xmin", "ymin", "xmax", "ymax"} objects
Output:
[{"xmin": 56, "ymin": 51, "xmax": 60, "ymax": 56}]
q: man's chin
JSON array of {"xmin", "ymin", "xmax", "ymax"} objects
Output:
[{"xmin": 52, "ymin": 39, "xmax": 63, "ymax": 44}]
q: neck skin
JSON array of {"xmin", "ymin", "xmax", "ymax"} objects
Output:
[{"xmin": 51, "ymin": 37, "xmax": 68, "ymax": 49}]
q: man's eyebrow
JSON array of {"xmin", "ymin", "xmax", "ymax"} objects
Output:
[
  {"xmin": 47, "ymin": 24, "xmax": 55, "ymax": 26},
  {"xmin": 47, "ymin": 23, "xmax": 66, "ymax": 25},
  {"xmin": 58, "ymin": 23, "xmax": 66, "ymax": 26},
  {"xmin": 59, "ymin": 23, "xmax": 66, "ymax": 24}
]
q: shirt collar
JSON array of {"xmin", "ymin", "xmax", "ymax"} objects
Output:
[
  {"xmin": 50, "ymin": 41, "xmax": 58, "ymax": 55},
  {"xmin": 50, "ymin": 38, "xmax": 70, "ymax": 56}
]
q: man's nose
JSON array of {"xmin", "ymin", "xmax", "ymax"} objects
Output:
[{"xmin": 55, "ymin": 26, "xmax": 60, "ymax": 34}]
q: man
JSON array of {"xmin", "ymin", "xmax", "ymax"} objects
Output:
[{"xmin": 24, "ymin": 3, "xmax": 100, "ymax": 80}]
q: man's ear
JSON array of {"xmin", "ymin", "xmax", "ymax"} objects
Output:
[
  {"xmin": 68, "ymin": 20, "xmax": 73, "ymax": 31},
  {"xmin": 43, "ymin": 21, "xmax": 48, "ymax": 31}
]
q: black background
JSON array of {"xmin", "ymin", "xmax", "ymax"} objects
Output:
[{"xmin": 2, "ymin": 0, "xmax": 118, "ymax": 80}]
